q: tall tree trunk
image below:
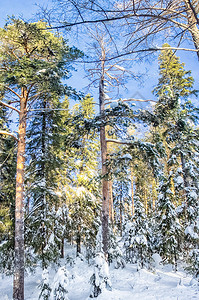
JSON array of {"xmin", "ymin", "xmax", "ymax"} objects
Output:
[
  {"xmin": 99, "ymin": 55, "xmax": 109, "ymax": 257},
  {"xmin": 13, "ymin": 88, "xmax": 27, "ymax": 300},
  {"xmin": 41, "ymin": 100, "xmax": 47, "ymax": 269},
  {"xmin": 184, "ymin": 0, "xmax": 199, "ymax": 60}
]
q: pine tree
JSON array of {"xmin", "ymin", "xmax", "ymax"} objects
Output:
[{"xmin": 0, "ymin": 18, "xmax": 82, "ymax": 300}]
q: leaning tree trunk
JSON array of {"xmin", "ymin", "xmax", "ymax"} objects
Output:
[
  {"xmin": 99, "ymin": 57, "xmax": 109, "ymax": 257},
  {"xmin": 13, "ymin": 88, "xmax": 27, "ymax": 300}
]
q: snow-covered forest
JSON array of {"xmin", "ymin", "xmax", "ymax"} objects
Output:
[{"xmin": 0, "ymin": 1, "xmax": 199, "ymax": 300}]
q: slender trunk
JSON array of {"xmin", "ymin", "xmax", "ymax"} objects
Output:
[
  {"xmin": 76, "ymin": 230, "xmax": 81, "ymax": 255},
  {"xmin": 166, "ymin": 149, "xmax": 175, "ymax": 195},
  {"xmin": 152, "ymin": 178, "xmax": 157, "ymax": 210},
  {"xmin": 119, "ymin": 184, "xmax": 123, "ymax": 236},
  {"xmin": 184, "ymin": 0, "xmax": 199, "ymax": 60},
  {"xmin": 108, "ymin": 180, "xmax": 114, "ymax": 225},
  {"xmin": 13, "ymin": 88, "xmax": 27, "ymax": 300},
  {"xmin": 41, "ymin": 101, "xmax": 47, "ymax": 269},
  {"xmin": 180, "ymin": 152, "xmax": 189, "ymax": 189},
  {"xmin": 180, "ymin": 152, "xmax": 189, "ymax": 217},
  {"xmin": 99, "ymin": 56, "xmax": 109, "ymax": 257},
  {"xmin": 61, "ymin": 238, "xmax": 64, "ymax": 258},
  {"xmin": 144, "ymin": 187, "xmax": 148, "ymax": 215},
  {"xmin": 130, "ymin": 165, "xmax": 135, "ymax": 217},
  {"xmin": 100, "ymin": 125, "xmax": 109, "ymax": 256}
]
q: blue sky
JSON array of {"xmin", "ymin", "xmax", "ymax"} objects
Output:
[
  {"xmin": 0, "ymin": 0, "xmax": 198, "ymax": 106},
  {"xmin": 0, "ymin": 0, "xmax": 50, "ymax": 25}
]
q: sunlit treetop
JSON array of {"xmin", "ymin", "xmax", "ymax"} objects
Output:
[
  {"xmin": 153, "ymin": 43, "xmax": 195, "ymax": 98},
  {"xmin": 0, "ymin": 17, "xmax": 82, "ymax": 98}
]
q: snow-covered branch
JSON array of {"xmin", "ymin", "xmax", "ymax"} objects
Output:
[
  {"xmin": 105, "ymin": 98, "xmax": 157, "ymax": 106},
  {"xmin": 106, "ymin": 138, "xmax": 133, "ymax": 145}
]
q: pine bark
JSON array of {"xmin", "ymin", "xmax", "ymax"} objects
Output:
[{"xmin": 13, "ymin": 88, "xmax": 27, "ymax": 300}]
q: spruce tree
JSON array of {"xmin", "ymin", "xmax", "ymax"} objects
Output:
[
  {"xmin": 152, "ymin": 44, "xmax": 199, "ymax": 272},
  {"xmin": 155, "ymin": 174, "xmax": 182, "ymax": 270},
  {"xmin": 25, "ymin": 96, "xmax": 66, "ymax": 269},
  {"xmin": 153, "ymin": 43, "xmax": 195, "ymax": 99}
]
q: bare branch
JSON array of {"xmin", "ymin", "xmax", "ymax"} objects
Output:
[
  {"xmin": 0, "ymin": 100, "xmax": 20, "ymax": 114},
  {"xmin": 77, "ymin": 46, "xmax": 199, "ymax": 64},
  {"xmin": 4, "ymin": 86, "xmax": 21, "ymax": 99},
  {"xmin": 0, "ymin": 130, "xmax": 18, "ymax": 141}
]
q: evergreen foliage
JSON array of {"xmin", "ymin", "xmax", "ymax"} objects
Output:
[
  {"xmin": 38, "ymin": 269, "xmax": 52, "ymax": 300},
  {"xmin": 90, "ymin": 251, "xmax": 112, "ymax": 298},
  {"xmin": 0, "ymin": 107, "xmax": 16, "ymax": 273},
  {"xmin": 153, "ymin": 43, "xmax": 196, "ymax": 98},
  {"xmin": 0, "ymin": 15, "xmax": 199, "ymax": 298},
  {"xmin": 51, "ymin": 266, "xmax": 69, "ymax": 300},
  {"xmin": 155, "ymin": 175, "xmax": 182, "ymax": 269},
  {"xmin": 151, "ymin": 44, "xmax": 199, "ymax": 272},
  {"xmin": 124, "ymin": 196, "xmax": 152, "ymax": 269}
]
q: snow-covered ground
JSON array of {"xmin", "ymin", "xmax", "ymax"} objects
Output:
[{"xmin": 1, "ymin": 245, "xmax": 199, "ymax": 300}]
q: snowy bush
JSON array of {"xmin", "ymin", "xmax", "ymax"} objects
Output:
[
  {"xmin": 38, "ymin": 269, "xmax": 51, "ymax": 300},
  {"xmin": 108, "ymin": 226, "xmax": 125, "ymax": 269},
  {"xmin": 123, "ymin": 198, "xmax": 153, "ymax": 269},
  {"xmin": 90, "ymin": 252, "xmax": 112, "ymax": 298},
  {"xmin": 51, "ymin": 266, "xmax": 69, "ymax": 300},
  {"xmin": 186, "ymin": 249, "xmax": 199, "ymax": 278}
]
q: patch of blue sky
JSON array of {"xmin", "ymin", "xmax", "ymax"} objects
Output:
[{"xmin": 0, "ymin": 0, "xmax": 198, "ymax": 109}]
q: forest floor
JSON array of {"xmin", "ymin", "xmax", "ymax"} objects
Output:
[{"xmin": 1, "ymin": 244, "xmax": 199, "ymax": 300}]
